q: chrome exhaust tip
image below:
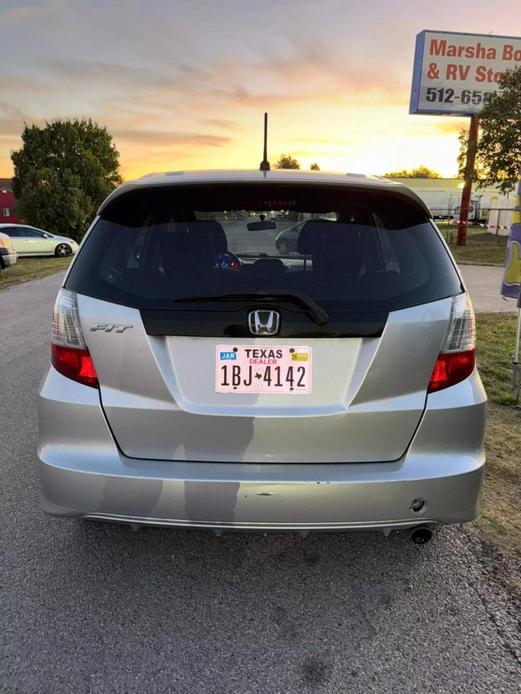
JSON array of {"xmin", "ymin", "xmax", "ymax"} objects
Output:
[{"xmin": 411, "ymin": 526, "xmax": 433, "ymax": 544}]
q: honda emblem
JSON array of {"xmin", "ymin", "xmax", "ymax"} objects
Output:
[{"xmin": 248, "ymin": 310, "xmax": 280, "ymax": 336}]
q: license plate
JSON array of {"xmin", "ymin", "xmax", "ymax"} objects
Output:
[{"xmin": 216, "ymin": 344, "xmax": 312, "ymax": 394}]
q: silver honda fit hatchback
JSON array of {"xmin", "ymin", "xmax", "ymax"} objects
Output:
[{"xmin": 38, "ymin": 170, "xmax": 486, "ymax": 534}]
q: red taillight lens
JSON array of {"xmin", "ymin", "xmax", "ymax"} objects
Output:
[
  {"xmin": 51, "ymin": 343, "xmax": 99, "ymax": 388},
  {"xmin": 428, "ymin": 349, "xmax": 475, "ymax": 393}
]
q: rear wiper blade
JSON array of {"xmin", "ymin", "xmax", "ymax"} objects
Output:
[{"xmin": 172, "ymin": 290, "xmax": 329, "ymax": 326}]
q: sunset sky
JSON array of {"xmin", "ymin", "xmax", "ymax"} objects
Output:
[{"xmin": 1, "ymin": 0, "xmax": 520, "ymax": 181}]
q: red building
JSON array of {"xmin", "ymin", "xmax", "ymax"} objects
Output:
[{"xmin": 0, "ymin": 178, "xmax": 20, "ymax": 223}]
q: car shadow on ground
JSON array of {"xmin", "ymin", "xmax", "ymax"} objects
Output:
[{"xmin": 68, "ymin": 522, "xmax": 441, "ymax": 679}]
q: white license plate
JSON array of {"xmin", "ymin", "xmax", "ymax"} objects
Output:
[{"xmin": 215, "ymin": 344, "xmax": 312, "ymax": 394}]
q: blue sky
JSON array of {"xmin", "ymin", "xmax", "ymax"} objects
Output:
[{"xmin": 1, "ymin": 0, "xmax": 520, "ymax": 178}]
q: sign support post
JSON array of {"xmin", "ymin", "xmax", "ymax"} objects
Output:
[{"xmin": 456, "ymin": 115, "xmax": 479, "ymax": 246}]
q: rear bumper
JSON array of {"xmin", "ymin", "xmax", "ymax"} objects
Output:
[
  {"xmin": 38, "ymin": 367, "xmax": 487, "ymax": 531},
  {"xmin": 40, "ymin": 457, "xmax": 484, "ymax": 530}
]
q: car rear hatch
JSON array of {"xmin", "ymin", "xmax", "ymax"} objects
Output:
[{"xmin": 65, "ymin": 179, "xmax": 463, "ymax": 464}]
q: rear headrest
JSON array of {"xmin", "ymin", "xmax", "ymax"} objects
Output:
[
  {"xmin": 160, "ymin": 221, "xmax": 228, "ymax": 255},
  {"xmin": 193, "ymin": 221, "xmax": 228, "ymax": 254},
  {"xmin": 296, "ymin": 220, "xmax": 332, "ymax": 255},
  {"xmin": 297, "ymin": 222, "xmax": 367, "ymax": 256}
]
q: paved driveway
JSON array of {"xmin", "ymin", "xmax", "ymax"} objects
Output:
[
  {"xmin": 459, "ymin": 264, "xmax": 518, "ymax": 313},
  {"xmin": 1, "ymin": 273, "xmax": 520, "ymax": 693}
]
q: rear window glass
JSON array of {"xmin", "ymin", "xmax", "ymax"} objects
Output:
[{"xmin": 65, "ymin": 183, "xmax": 461, "ymax": 311}]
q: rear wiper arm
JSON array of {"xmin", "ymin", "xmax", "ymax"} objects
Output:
[{"xmin": 172, "ymin": 290, "xmax": 329, "ymax": 326}]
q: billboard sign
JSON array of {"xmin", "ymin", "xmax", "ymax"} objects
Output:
[{"xmin": 410, "ymin": 30, "xmax": 521, "ymax": 116}]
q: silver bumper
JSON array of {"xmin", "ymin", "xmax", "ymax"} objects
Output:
[
  {"xmin": 40, "ymin": 458, "xmax": 484, "ymax": 530},
  {"xmin": 38, "ymin": 367, "xmax": 486, "ymax": 530}
]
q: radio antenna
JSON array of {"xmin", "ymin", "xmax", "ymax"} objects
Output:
[{"xmin": 259, "ymin": 112, "xmax": 270, "ymax": 171}]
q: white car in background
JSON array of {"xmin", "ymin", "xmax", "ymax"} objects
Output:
[{"xmin": 0, "ymin": 224, "xmax": 78, "ymax": 257}]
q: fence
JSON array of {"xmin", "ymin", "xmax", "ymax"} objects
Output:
[{"xmin": 430, "ymin": 207, "xmax": 516, "ymax": 235}]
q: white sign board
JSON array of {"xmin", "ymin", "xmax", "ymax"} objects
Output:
[{"xmin": 410, "ymin": 30, "xmax": 521, "ymax": 115}]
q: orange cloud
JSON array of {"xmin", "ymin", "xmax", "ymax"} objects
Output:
[
  {"xmin": 200, "ymin": 118, "xmax": 242, "ymax": 131},
  {"xmin": 112, "ymin": 129, "xmax": 231, "ymax": 148}
]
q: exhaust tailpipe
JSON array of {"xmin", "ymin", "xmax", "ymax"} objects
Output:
[{"xmin": 411, "ymin": 526, "xmax": 433, "ymax": 544}]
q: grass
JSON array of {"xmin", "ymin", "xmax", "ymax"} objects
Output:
[
  {"xmin": 438, "ymin": 224, "xmax": 508, "ymax": 265},
  {"xmin": 474, "ymin": 404, "xmax": 521, "ymax": 565},
  {"xmin": 473, "ymin": 313, "xmax": 521, "ymax": 565},
  {"xmin": 476, "ymin": 313, "xmax": 520, "ymax": 406},
  {"xmin": 0, "ymin": 256, "xmax": 71, "ymax": 290}
]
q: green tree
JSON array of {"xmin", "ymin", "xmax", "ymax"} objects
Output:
[
  {"xmin": 384, "ymin": 166, "xmax": 441, "ymax": 178},
  {"xmin": 275, "ymin": 154, "xmax": 300, "ymax": 170},
  {"xmin": 458, "ymin": 66, "xmax": 521, "ymax": 194},
  {"xmin": 310, "ymin": 162, "xmax": 320, "ymax": 171},
  {"xmin": 12, "ymin": 119, "xmax": 122, "ymax": 240}
]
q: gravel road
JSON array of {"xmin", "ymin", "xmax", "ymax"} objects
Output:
[{"xmin": 1, "ymin": 273, "xmax": 520, "ymax": 693}]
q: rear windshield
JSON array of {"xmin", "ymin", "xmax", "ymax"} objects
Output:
[{"xmin": 65, "ymin": 183, "xmax": 461, "ymax": 311}]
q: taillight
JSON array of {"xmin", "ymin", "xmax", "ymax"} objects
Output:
[
  {"xmin": 428, "ymin": 350, "xmax": 476, "ymax": 393},
  {"xmin": 428, "ymin": 293, "xmax": 476, "ymax": 393},
  {"xmin": 51, "ymin": 288, "xmax": 99, "ymax": 388},
  {"xmin": 51, "ymin": 344, "xmax": 99, "ymax": 388}
]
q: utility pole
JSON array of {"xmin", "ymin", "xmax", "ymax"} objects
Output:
[{"xmin": 457, "ymin": 115, "xmax": 480, "ymax": 246}]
